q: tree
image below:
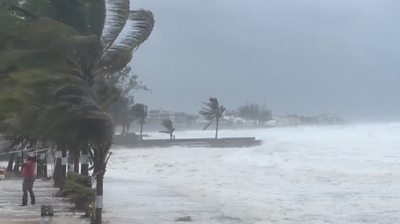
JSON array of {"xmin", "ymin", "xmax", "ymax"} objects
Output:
[
  {"xmin": 108, "ymin": 96, "xmax": 132, "ymax": 135},
  {"xmin": 159, "ymin": 119, "xmax": 175, "ymax": 140},
  {"xmin": 238, "ymin": 103, "xmax": 272, "ymax": 123},
  {"xmin": 107, "ymin": 66, "xmax": 149, "ymax": 136},
  {"xmin": 131, "ymin": 103, "xmax": 148, "ymax": 141},
  {"xmin": 0, "ymin": 1, "xmax": 154, "ymax": 223},
  {"xmin": 199, "ymin": 98, "xmax": 225, "ymax": 139}
]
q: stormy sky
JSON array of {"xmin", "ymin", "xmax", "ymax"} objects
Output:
[{"xmin": 130, "ymin": 0, "xmax": 400, "ymax": 121}]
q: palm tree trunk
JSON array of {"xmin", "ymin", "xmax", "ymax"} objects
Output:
[
  {"xmin": 215, "ymin": 117, "xmax": 219, "ymax": 139},
  {"xmin": 140, "ymin": 122, "xmax": 144, "ymax": 141},
  {"xmin": 53, "ymin": 149, "xmax": 63, "ymax": 188},
  {"xmin": 93, "ymin": 146, "xmax": 105, "ymax": 224},
  {"xmin": 94, "ymin": 172, "xmax": 104, "ymax": 224}
]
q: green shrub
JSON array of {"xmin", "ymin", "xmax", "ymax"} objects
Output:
[{"xmin": 63, "ymin": 172, "xmax": 95, "ymax": 211}]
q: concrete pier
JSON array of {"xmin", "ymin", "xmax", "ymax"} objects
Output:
[{"xmin": 0, "ymin": 178, "xmax": 89, "ymax": 224}]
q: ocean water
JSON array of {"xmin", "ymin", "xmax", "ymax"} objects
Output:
[{"xmin": 103, "ymin": 124, "xmax": 400, "ymax": 224}]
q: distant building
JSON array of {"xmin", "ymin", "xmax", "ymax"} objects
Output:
[
  {"xmin": 147, "ymin": 109, "xmax": 197, "ymax": 127},
  {"xmin": 148, "ymin": 109, "xmax": 174, "ymax": 121}
]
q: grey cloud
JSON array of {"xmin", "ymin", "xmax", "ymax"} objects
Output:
[{"xmin": 130, "ymin": 0, "xmax": 400, "ymax": 121}]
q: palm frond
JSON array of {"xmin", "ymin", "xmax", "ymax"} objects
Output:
[
  {"xmin": 101, "ymin": 0, "xmax": 129, "ymax": 48},
  {"xmin": 100, "ymin": 9, "xmax": 154, "ymax": 74},
  {"xmin": 199, "ymin": 97, "xmax": 225, "ymax": 132},
  {"xmin": 131, "ymin": 103, "xmax": 147, "ymax": 119},
  {"xmin": 160, "ymin": 119, "xmax": 174, "ymax": 133},
  {"xmin": 161, "ymin": 119, "xmax": 173, "ymax": 129}
]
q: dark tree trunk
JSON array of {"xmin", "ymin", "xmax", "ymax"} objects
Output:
[
  {"xmin": 53, "ymin": 151, "xmax": 62, "ymax": 187},
  {"xmin": 93, "ymin": 147, "xmax": 105, "ymax": 224},
  {"xmin": 81, "ymin": 147, "xmax": 89, "ymax": 176},
  {"xmin": 6, "ymin": 153, "xmax": 15, "ymax": 172},
  {"xmin": 94, "ymin": 172, "xmax": 104, "ymax": 224},
  {"xmin": 74, "ymin": 151, "xmax": 80, "ymax": 173},
  {"xmin": 53, "ymin": 148, "xmax": 65, "ymax": 188}
]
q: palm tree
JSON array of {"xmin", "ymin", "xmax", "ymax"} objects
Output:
[
  {"xmin": 131, "ymin": 103, "xmax": 148, "ymax": 140},
  {"xmin": 160, "ymin": 119, "xmax": 175, "ymax": 140},
  {"xmin": 0, "ymin": 1, "xmax": 154, "ymax": 222},
  {"xmin": 199, "ymin": 98, "xmax": 226, "ymax": 139}
]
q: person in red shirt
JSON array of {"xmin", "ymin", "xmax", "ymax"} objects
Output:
[{"xmin": 21, "ymin": 155, "xmax": 36, "ymax": 206}]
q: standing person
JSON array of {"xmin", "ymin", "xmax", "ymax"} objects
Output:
[{"xmin": 21, "ymin": 155, "xmax": 36, "ymax": 206}]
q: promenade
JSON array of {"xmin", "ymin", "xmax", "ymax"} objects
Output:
[{"xmin": 0, "ymin": 178, "xmax": 89, "ymax": 224}]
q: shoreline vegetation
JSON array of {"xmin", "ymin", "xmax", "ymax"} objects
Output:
[
  {"xmin": 0, "ymin": 0, "xmax": 155, "ymax": 222},
  {"xmin": 114, "ymin": 136, "xmax": 262, "ymax": 148}
]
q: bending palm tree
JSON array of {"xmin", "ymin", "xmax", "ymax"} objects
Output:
[
  {"xmin": 0, "ymin": 1, "xmax": 154, "ymax": 223},
  {"xmin": 199, "ymin": 98, "xmax": 225, "ymax": 139},
  {"xmin": 160, "ymin": 119, "xmax": 175, "ymax": 140}
]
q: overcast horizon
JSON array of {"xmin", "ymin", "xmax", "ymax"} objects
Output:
[{"xmin": 129, "ymin": 0, "xmax": 400, "ymax": 122}]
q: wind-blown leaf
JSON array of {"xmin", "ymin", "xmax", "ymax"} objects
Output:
[
  {"xmin": 100, "ymin": 9, "xmax": 154, "ymax": 73},
  {"xmin": 101, "ymin": 0, "xmax": 129, "ymax": 48}
]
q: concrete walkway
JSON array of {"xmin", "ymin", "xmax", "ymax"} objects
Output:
[{"xmin": 0, "ymin": 178, "xmax": 89, "ymax": 224}]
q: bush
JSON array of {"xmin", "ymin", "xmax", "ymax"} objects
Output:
[{"xmin": 63, "ymin": 172, "xmax": 95, "ymax": 212}]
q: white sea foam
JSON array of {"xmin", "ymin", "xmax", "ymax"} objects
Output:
[{"xmin": 104, "ymin": 124, "xmax": 400, "ymax": 223}]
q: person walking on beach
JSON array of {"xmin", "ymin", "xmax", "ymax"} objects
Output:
[{"xmin": 21, "ymin": 155, "xmax": 36, "ymax": 206}]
